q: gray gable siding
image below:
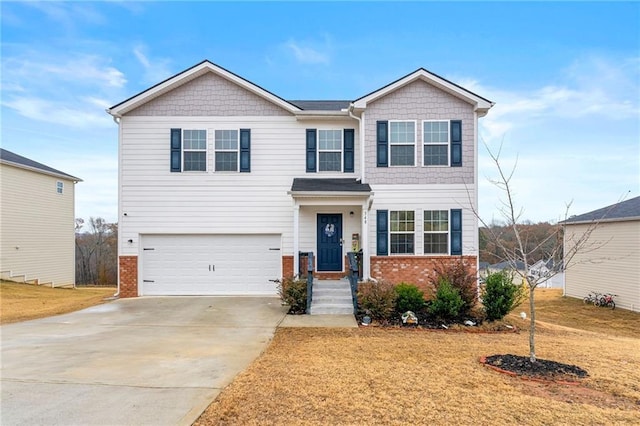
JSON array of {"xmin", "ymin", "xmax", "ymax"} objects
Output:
[
  {"xmin": 127, "ymin": 73, "xmax": 292, "ymax": 117},
  {"xmin": 364, "ymin": 79, "xmax": 475, "ymax": 185}
]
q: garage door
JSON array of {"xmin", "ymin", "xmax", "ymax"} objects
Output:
[{"xmin": 140, "ymin": 234, "xmax": 281, "ymax": 296}]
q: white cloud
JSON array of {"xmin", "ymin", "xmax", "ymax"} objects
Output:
[
  {"xmin": 132, "ymin": 44, "xmax": 173, "ymax": 85},
  {"xmin": 284, "ymin": 39, "xmax": 331, "ymax": 65},
  {"xmin": 3, "ymin": 97, "xmax": 112, "ymax": 128}
]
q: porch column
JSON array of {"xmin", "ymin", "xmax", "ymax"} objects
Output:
[
  {"xmin": 361, "ymin": 200, "xmax": 370, "ymax": 279},
  {"xmin": 293, "ymin": 203, "xmax": 300, "ymax": 276}
]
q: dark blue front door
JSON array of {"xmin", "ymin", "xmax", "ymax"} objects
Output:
[{"xmin": 317, "ymin": 214, "xmax": 342, "ymax": 271}]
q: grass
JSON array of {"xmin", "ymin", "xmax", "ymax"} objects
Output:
[
  {"xmin": 195, "ymin": 289, "xmax": 640, "ymax": 425},
  {"xmin": 0, "ymin": 281, "xmax": 115, "ymax": 324}
]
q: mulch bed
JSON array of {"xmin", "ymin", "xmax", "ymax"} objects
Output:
[
  {"xmin": 355, "ymin": 312, "xmax": 518, "ymax": 333},
  {"xmin": 481, "ymin": 354, "xmax": 589, "ymax": 384}
]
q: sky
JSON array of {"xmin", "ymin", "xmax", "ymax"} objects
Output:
[{"xmin": 1, "ymin": 1, "xmax": 639, "ymax": 227}]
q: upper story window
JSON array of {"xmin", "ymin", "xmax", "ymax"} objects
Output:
[
  {"xmin": 215, "ymin": 130, "xmax": 239, "ymax": 172},
  {"xmin": 56, "ymin": 181, "xmax": 64, "ymax": 194},
  {"xmin": 183, "ymin": 130, "xmax": 207, "ymax": 171},
  {"xmin": 389, "ymin": 121, "xmax": 415, "ymax": 166},
  {"xmin": 390, "ymin": 210, "xmax": 415, "ymax": 254},
  {"xmin": 318, "ymin": 130, "xmax": 342, "ymax": 172},
  {"xmin": 424, "ymin": 210, "xmax": 449, "ymax": 254},
  {"xmin": 423, "ymin": 121, "xmax": 449, "ymax": 166}
]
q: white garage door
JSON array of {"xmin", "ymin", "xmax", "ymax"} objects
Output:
[{"xmin": 140, "ymin": 234, "xmax": 281, "ymax": 296}]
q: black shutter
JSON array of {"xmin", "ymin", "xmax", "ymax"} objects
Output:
[
  {"xmin": 376, "ymin": 121, "xmax": 388, "ymax": 167},
  {"xmin": 343, "ymin": 129, "xmax": 354, "ymax": 173},
  {"xmin": 376, "ymin": 210, "xmax": 389, "ymax": 256},
  {"xmin": 451, "ymin": 209, "xmax": 462, "ymax": 255},
  {"xmin": 170, "ymin": 128, "xmax": 181, "ymax": 172},
  {"xmin": 240, "ymin": 129, "xmax": 251, "ymax": 172},
  {"xmin": 306, "ymin": 129, "xmax": 317, "ymax": 173},
  {"xmin": 450, "ymin": 120, "xmax": 462, "ymax": 167}
]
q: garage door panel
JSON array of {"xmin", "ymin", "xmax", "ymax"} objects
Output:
[{"xmin": 140, "ymin": 234, "xmax": 281, "ymax": 296}]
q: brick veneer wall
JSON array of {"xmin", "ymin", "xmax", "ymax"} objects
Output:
[
  {"xmin": 118, "ymin": 256, "xmax": 138, "ymax": 298},
  {"xmin": 371, "ymin": 255, "xmax": 477, "ymax": 294},
  {"xmin": 282, "ymin": 256, "xmax": 294, "ymax": 278}
]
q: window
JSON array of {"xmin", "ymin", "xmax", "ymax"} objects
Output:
[
  {"xmin": 183, "ymin": 130, "xmax": 207, "ymax": 171},
  {"xmin": 390, "ymin": 210, "xmax": 414, "ymax": 254},
  {"xmin": 424, "ymin": 210, "xmax": 449, "ymax": 254},
  {"xmin": 389, "ymin": 121, "xmax": 415, "ymax": 166},
  {"xmin": 423, "ymin": 121, "xmax": 449, "ymax": 166},
  {"xmin": 318, "ymin": 130, "xmax": 342, "ymax": 172},
  {"xmin": 215, "ymin": 130, "xmax": 239, "ymax": 171},
  {"xmin": 56, "ymin": 181, "xmax": 64, "ymax": 194}
]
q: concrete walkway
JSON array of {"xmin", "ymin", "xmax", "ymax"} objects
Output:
[
  {"xmin": 279, "ymin": 314, "xmax": 358, "ymax": 328},
  {"xmin": 1, "ymin": 297, "xmax": 288, "ymax": 426}
]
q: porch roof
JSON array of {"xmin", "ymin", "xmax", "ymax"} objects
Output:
[{"xmin": 290, "ymin": 178, "xmax": 372, "ymax": 196}]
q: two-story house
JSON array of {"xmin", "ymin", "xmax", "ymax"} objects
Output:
[{"xmin": 107, "ymin": 60, "xmax": 493, "ymax": 297}]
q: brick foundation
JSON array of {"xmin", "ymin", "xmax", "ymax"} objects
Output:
[
  {"xmin": 370, "ymin": 255, "xmax": 477, "ymax": 294},
  {"xmin": 282, "ymin": 256, "xmax": 294, "ymax": 278},
  {"xmin": 118, "ymin": 256, "xmax": 138, "ymax": 298}
]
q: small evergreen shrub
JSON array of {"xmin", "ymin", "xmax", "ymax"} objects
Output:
[
  {"xmin": 394, "ymin": 282, "xmax": 425, "ymax": 313},
  {"xmin": 482, "ymin": 271, "xmax": 526, "ymax": 321},
  {"xmin": 357, "ymin": 280, "xmax": 397, "ymax": 321},
  {"xmin": 277, "ymin": 277, "xmax": 308, "ymax": 314},
  {"xmin": 428, "ymin": 278, "xmax": 465, "ymax": 320},
  {"xmin": 431, "ymin": 260, "xmax": 478, "ymax": 315}
]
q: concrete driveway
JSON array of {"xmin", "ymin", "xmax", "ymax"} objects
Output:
[{"xmin": 1, "ymin": 297, "xmax": 288, "ymax": 426}]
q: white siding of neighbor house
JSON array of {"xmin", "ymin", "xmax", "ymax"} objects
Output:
[
  {"xmin": 0, "ymin": 164, "xmax": 76, "ymax": 285},
  {"xmin": 564, "ymin": 220, "xmax": 640, "ymax": 312},
  {"xmin": 367, "ymin": 184, "xmax": 478, "ymax": 257},
  {"xmin": 118, "ymin": 115, "xmax": 360, "ymax": 256}
]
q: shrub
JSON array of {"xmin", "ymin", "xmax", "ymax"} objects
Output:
[
  {"xmin": 357, "ymin": 280, "xmax": 396, "ymax": 321},
  {"xmin": 428, "ymin": 278, "xmax": 465, "ymax": 320},
  {"xmin": 482, "ymin": 271, "xmax": 526, "ymax": 321},
  {"xmin": 277, "ymin": 277, "xmax": 307, "ymax": 314},
  {"xmin": 431, "ymin": 260, "xmax": 478, "ymax": 315},
  {"xmin": 394, "ymin": 282, "xmax": 425, "ymax": 313}
]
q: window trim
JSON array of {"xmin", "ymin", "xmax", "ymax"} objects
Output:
[
  {"xmin": 182, "ymin": 129, "xmax": 208, "ymax": 172},
  {"xmin": 423, "ymin": 209, "xmax": 450, "ymax": 255},
  {"xmin": 422, "ymin": 119, "xmax": 451, "ymax": 167},
  {"xmin": 56, "ymin": 181, "xmax": 64, "ymax": 194},
  {"xmin": 389, "ymin": 210, "xmax": 415, "ymax": 255},
  {"xmin": 317, "ymin": 129, "xmax": 343, "ymax": 172},
  {"xmin": 214, "ymin": 129, "xmax": 240, "ymax": 172},
  {"xmin": 388, "ymin": 120, "xmax": 417, "ymax": 167}
]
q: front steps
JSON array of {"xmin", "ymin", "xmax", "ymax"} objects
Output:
[{"xmin": 309, "ymin": 279, "xmax": 354, "ymax": 315}]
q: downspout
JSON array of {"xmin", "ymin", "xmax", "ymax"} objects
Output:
[
  {"xmin": 348, "ymin": 105, "xmax": 365, "ymax": 183},
  {"xmin": 109, "ymin": 112, "xmax": 121, "ymax": 298}
]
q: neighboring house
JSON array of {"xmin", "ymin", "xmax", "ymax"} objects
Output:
[
  {"xmin": 106, "ymin": 60, "xmax": 493, "ymax": 297},
  {"xmin": 487, "ymin": 260, "xmax": 527, "ymax": 277},
  {"xmin": 563, "ymin": 196, "xmax": 640, "ymax": 312},
  {"xmin": 0, "ymin": 149, "xmax": 81, "ymax": 287},
  {"xmin": 529, "ymin": 259, "xmax": 563, "ymax": 289}
]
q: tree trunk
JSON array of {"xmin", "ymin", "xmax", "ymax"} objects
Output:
[{"xmin": 529, "ymin": 286, "xmax": 536, "ymax": 362}]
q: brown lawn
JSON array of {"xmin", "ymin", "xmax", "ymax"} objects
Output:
[
  {"xmin": 196, "ymin": 289, "xmax": 640, "ymax": 425},
  {"xmin": 0, "ymin": 281, "xmax": 115, "ymax": 324}
]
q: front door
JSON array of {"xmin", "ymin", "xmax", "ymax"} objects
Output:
[{"xmin": 317, "ymin": 214, "xmax": 343, "ymax": 271}]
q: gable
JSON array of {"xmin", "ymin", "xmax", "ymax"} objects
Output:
[{"xmin": 127, "ymin": 72, "xmax": 293, "ymax": 117}]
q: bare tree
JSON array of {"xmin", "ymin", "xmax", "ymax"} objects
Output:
[
  {"xmin": 475, "ymin": 143, "xmax": 613, "ymax": 362},
  {"xmin": 75, "ymin": 217, "xmax": 118, "ymax": 285}
]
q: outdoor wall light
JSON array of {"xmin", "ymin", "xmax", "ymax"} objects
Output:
[
  {"xmin": 349, "ymin": 211, "xmax": 354, "ymax": 216},
  {"xmin": 127, "ymin": 239, "xmax": 133, "ymax": 244}
]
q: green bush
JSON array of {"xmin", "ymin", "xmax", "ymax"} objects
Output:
[
  {"xmin": 431, "ymin": 260, "xmax": 478, "ymax": 315},
  {"xmin": 394, "ymin": 282, "xmax": 425, "ymax": 313},
  {"xmin": 482, "ymin": 271, "xmax": 526, "ymax": 321},
  {"xmin": 277, "ymin": 277, "xmax": 308, "ymax": 314},
  {"xmin": 428, "ymin": 278, "xmax": 465, "ymax": 320},
  {"xmin": 357, "ymin": 280, "xmax": 397, "ymax": 321}
]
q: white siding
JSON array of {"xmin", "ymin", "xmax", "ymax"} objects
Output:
[
  {"xmin": 119, "ymin": 116, "xmax": 360, "ymax": 256},
  {"xmin": 564, "ymin": 221, "xmax": 640, "ymax": 312},
  {"xmin": 367, "ymin": 184, "xmax": 478, "ymax": 256},
  {"xmin": 0, "ymin": 164, "xmax": 76, "ymax": 285}
]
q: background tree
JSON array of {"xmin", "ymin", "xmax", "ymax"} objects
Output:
[
  {"xmin": 475, "ymin": 144, "xmax": 610, "ymax": 362},
  {"xmin": 75, "ymin": 217, "xmax": 118, "ymax": 285}
]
